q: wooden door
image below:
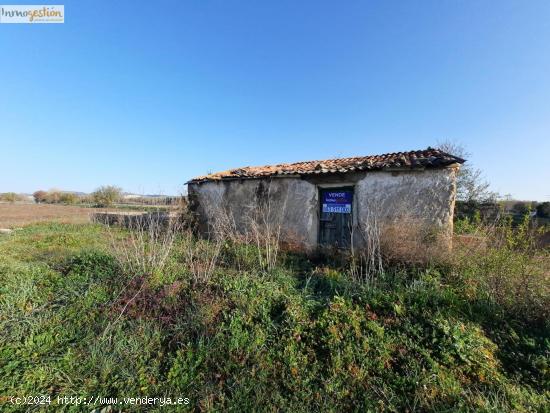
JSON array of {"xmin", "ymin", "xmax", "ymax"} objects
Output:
[{"xmin": 319, "ymin": 187, "xmax": 354, "ymax": 248}]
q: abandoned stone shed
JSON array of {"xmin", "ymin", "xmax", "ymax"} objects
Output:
[{"xmin": 187, "ymin": 148, "xmax": 465, "ymax": 252}]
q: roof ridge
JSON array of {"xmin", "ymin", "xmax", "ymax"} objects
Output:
[
  {"xmin": 188, "ymin": 147, "xmax": 464, "ymax": 184},
  {"xmin": 241, "ymin": 147, "xmax": 443, "ymax": 169}
]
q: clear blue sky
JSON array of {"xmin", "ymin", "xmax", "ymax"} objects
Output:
[{"xmin": 1, "ymin": 0, "xmax": 549, "ymax": 199}]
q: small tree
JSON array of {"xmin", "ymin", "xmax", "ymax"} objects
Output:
[
  {"xmin": 437, "ymin": 141, "xmax": 498, "ymax": 203},
  {"xmin": 92, "ymin": 185, "xmax": 122, "ymax": 207},
  {"xmin": 33, "ymin": 190, "xmax": 48, "ymax": 203}
]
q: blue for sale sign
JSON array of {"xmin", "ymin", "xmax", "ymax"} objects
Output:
[{"xmin": 322, "ymin": 191, "xmax": 352, "ymax": 214}]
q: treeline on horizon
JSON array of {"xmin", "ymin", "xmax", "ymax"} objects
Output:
[{"xmin": 0, "ymin": 187, "xmax": 180, "ymax": 207}]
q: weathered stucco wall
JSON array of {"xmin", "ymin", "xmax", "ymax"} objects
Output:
[
  {"xmin": 188, "ymin": 177, "xmax": 319, "ymax": 248},
  {"xmin": 188, "ymin": 167, "xmax": 458, "ymax": 252},
  {"xmin": 355, "ymin": 168, "xmax": 457, "ymax": 230},
  {"xmin": 351, "ymin": 168, "xmax": 458, "ymax": 253}
]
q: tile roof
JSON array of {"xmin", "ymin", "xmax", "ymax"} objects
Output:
[{"xmin": 187, "ymin": 147, "xmax": 465, "ymax": 184}]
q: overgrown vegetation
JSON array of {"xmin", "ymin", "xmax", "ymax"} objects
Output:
[
  {"xmin": 453, "ymin": 213, "xmax": 550, "ymax": 323},
  {"xmin": 0, "ymin": 216, "xmax": 548, "ymax": 411}
]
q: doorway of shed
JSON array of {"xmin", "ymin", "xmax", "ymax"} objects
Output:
[{"xmin": 318, "ymin": 187, "xmax": 354, "ymax": 248}]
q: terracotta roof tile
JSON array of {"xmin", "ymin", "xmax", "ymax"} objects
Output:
[{"xmin": 188, "ymin": 147, "xmax": 464, "ymax": 184}]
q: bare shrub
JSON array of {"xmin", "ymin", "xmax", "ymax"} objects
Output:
[
  {"xmin": 349, "ymin": 205, "xmax": 384, "ymax": 284},
  {"xmin": 244, "ymin": 185, "xmax": 288, "ymax": 272},
  {"xmin": 348, "ymin": 203, "xmax": 449, "ymax": 282},
  {"xmin": 196, "ymin": 182, "xmax": 288, "ymax": 273},
  {"xmin": 178, "ymin": 184, "xmax": 289, "ymax": 282},
  {"xmin": 174, "ymin": 195, "xmax": 236, "ymax": 284},
  {"xmin": 202, "ymin": 202, "xmax": 256, "ymax": 272},
  {"xmin": 108, "ymin": 212, "xmax": 181, "ymax": 277},
  {"xmin": 100, "ymin": 212, "xmax": 181, "ymax": 340},
  {"xmin": 181, "ymin": 229, "xmax": 223, "ymax": 285},
  {"xmin": 437, "ymin": 140, "xmax": 497, "ymax": 202}
]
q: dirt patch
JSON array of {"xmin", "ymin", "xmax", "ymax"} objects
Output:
[{"xmin": 0, "ymin": 203, "xmax": 113, "ymax": 228}]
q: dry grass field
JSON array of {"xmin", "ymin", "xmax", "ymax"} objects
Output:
[{"xmin": 0, "ymin": 203, "xmax": 108, "ymax": 228}]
